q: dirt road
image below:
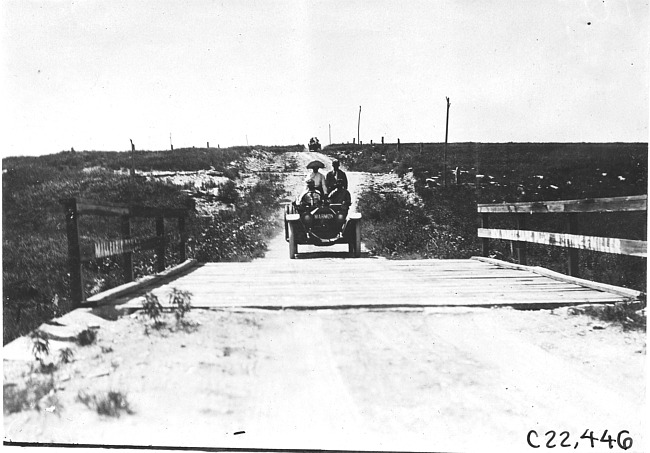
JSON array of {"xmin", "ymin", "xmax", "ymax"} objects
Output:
[{"xmin": 3, "ymin": 151, "xmax": 645, "ymax": 452}]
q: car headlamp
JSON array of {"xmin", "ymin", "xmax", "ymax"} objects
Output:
[{"xmin": 302, "ymin": 213, "xmax": 314, "ymax": 226}]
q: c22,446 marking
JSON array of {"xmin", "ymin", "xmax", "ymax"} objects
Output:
[{"xmin": 527, "ymin": 429, "xmax": 633, "ymax": 449}]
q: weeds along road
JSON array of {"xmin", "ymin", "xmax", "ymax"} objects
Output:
[{"xmin": 3, "ymin": 150, "xmax": 645, "ymax": 452}]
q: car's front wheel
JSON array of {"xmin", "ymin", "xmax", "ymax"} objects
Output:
[
  {"xmin": 288, "ymin": 223, "xmax": 297, "ymax": 259},
  {"xmin": 348, "ymin": 220, "xmax": 361, "ymax": 258},
  {"xmin": 353, "ymin": 221, "xmax": 361, "ymax": 258},
  {"xmin": 284, "ymin": 205, "xmax": 290, "ymax": 242}
]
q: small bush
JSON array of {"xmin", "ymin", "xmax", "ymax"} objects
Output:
[
  {"xmin": 222, "ymin": 167, "xmax": 240, "ymax": 180},
  {"xmin": 30, "ymin": 330, "xmax": 50, "ymax": 363},
  {"xmin": 96, "ymin": 391, "xmax": 133, "ymax": 417},
  {"xmin": 142, "ymin": 293, "xmax": 164, "ymax": 326},
  {"xmin": 168, "ymin": 288, "xmax": 192, "ymax": 322},
  {"xmin": 4, "ymin": 376, "xmax": 55, "ymax": 414},
  {"xmin": 218, "ymin": 180, "xmax": 239, "ymax": 203},
  {"xmin": 78, "ymin": 390, "xmax": 133, "ymax": 417},
  {"xmin": 76, "ymin": 328, "xmax": 97, "ymax": 346},
  {"xmin": 569, "ymin": 302, "xmax": 646, "ymax": 331},
  {"xmin": 59, "ymin": 347, "xmax": 74, "ymax": 364},
  {"xmin": 4, "ymin": 385, "xmax": 30, "ymax": 414}
]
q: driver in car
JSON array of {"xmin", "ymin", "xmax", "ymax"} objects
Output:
[{"xmin": 297, "ymin": 179, "xmax": 322, "ymax": 207}]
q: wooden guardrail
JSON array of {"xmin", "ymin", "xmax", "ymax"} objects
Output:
[
  {"xmin": 60, "ymin": 198, "xmax": 190, "ymax": 306},
  {"xmin": 477, "ymin": 195, "xmax": 647, "ymax": 277}
]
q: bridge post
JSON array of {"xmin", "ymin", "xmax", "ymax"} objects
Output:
[
  {"xmin": 178, "ymin": 216, "xmax": 187, "ymax": 262},
  {"xmin": 156, "ymin": 216, "xmax": 165, "ymax": 272},
  {"xmin": 566, "ymin": 214, "xmax": 579, "ymax": 277},
  {"xmin": 481, "ymin": 213, "xmax": 490, "ymax": 257},
  {"xmin": 515, "ymin": 214, "xmax": 527, "ymax": 265},
  {"xmin": 60, "ymin": 198, "xmax": 84, "ymax": 306},
  {"xmin": 121, "ymin": 215, "xmax": 133, "ymax": 282}
]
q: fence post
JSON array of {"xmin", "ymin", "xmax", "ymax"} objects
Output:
[
  {"xmin": 156, "ymin": 216, "xmax": 165, "ymax": 272},
  {"xmin": 566, "ymin": 213, "xmax": 579, "ymax": 277},
  {"xmin": 178, "ymin": 216, "xmax": 187, "ymax": 262},
  {"xmin": 481, "ymin": 213, "xmax": 490, "ymax": 257},
  {"xmin": 121, "ymin": 215, "xmax": 133, "ymax": 282},
  {"xmin": 60, "ymin": 198, "xmax": 83, "ymax": 306},
  {"xmin": 515, "ymin": 214, "xmax": 527, "ymax": 265}
]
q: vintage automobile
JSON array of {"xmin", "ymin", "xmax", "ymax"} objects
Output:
[
  {"xmin": 284, "ymin": 188, "xmax": 361, "ymax": 259},
  {"xmin": 308, "ymin": 137, "xmax": 321, "ymax": 152}
]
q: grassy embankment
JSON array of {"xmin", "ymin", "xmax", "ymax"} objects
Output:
[
  {"xmin": 323, "ymin": 142, "xmax": 647, "ymax": 293},
  {"xmin": 3, "ymin": 145, "xmax": 300, "ymax": 344}
]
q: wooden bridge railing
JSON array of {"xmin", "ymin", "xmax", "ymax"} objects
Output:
[
  {"xmin": 477, "ymin": 195, "xmax": 647, "ymax": 277},
  {"xmin": 60, "ymin": 198, "xmax": 190, "ymax": 306}
]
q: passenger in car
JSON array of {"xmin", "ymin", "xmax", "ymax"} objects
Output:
[
  {"xmin": 325, "ymin": 159, "xmax": 348, "ymax": 194},
  {"xmin": 306, "ymin": 166, "xmax": 328, "ymax": 196},
  {"xmin": 327, "ymin": 178, "xmax": 351, "ymax": 208}
]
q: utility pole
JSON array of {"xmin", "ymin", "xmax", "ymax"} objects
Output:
[
  {"xmin": 129, "ymin": 139, "xmax": 135, "ymax": 177},
  {"xmin": 170, "ymin": 133, "xmax": 173, "ymax": 151},
  {"xmin": 246, "ymin": 134, "xmax": 249, "ymax": 146},
  {"xmin": 444, "ymin": 96, "xmax": 451, "ymax": 187},
  {"xmin": 329, "ymin": 123, "xmax": 331, "ymax": 145},
  {"xmin": 357, "ymin": 105, "xmax": 361, "ymax": 146}
]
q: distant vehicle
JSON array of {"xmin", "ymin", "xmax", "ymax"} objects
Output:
[
  {"xmin": 308, "ymin": 137, "xmax": 321, "ymax": 152},
  {"xmin": 284, "ymin": 189, "xmax": 361, "ymax": 259}
]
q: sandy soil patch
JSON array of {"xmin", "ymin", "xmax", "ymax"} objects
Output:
[{"xmin": 4, "ymin": 305, "xmax": 644, "ymax": 451}]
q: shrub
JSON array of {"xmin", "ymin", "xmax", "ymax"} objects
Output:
[
  {"xmin": 357, "ymin": 186, "xmax": 480, "ymax": 259},
  {"xmin": 78, "ymin": 390, "xmax": 133, "ymax": 417},
  {"xmin": 76, "ymin": 328, "xmax": 97, "ymax": 346},
  {"xmin": 168, "ymin": 288, "xmax": 192, "ymax": 322},
  {"xmin": 3, "ymin": 375, "xmax": 56, "ymax": 414},
  {"xmin": 142, "ymin": 293, "xmax": 164, "ymax": 326},
  {"xmin": 189, "ymin": 179, "xmax": 283, "ymax": 262},
  {"xmin": 569, "ymin": 302, "xmax": 646, "ymax": 331},
  {"xmin": 30, "ymin": 330, "xmax": 50, "ymax": 363},
  {"xmin": 222, "ymin": 167, "xmax": 240, "ymax": 180},
  {"xmin": 59, "ymin": 347, "xmax": 74, "ymax": 364},
  {"xmin": 95, "ymin": 391, "xmax": 133, "ymax": 417},
  {"xmin": 219, "ymin": 179, "xmax": 239, "ymax": 203}
]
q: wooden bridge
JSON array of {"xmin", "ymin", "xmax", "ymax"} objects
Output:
[
  {"xmin": 101, "ymin": 256, "xmax": 641, "ymax": 312},
  {"xmin": 80, "ymin": 194, "xmax": 644, "ymax": 310}
]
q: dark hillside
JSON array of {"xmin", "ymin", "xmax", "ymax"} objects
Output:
[
  {"xmin": 332, "ymin": 142, "xmax": 647, "ymax": 292},
  {"xmin": 4, "ymin": 144, "xmax": 305, "ymax": 173},
  {"xmin": 324, "ymin": 142, "xmax": 646, "ymax": 201},
  {"xmin": 2, "ymin": 145, "xmax": 299, "ymax": 344}
]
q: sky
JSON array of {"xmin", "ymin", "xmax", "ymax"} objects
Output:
[{"xmin": 1, "ymin": 0, "xmax": 648, "ymax": 156}]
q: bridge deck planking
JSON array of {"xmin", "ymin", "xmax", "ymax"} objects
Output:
[
  {"xmin": 156, "ymin": 285, "xmax": 619, "ymax": 298},
  {"xmin": 164, "ymin": 280, "xmax": 586, "ymax": 291},
  {"xmin": 113, "ymin": 258, "xmax": 635, "ymax": 310}
]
